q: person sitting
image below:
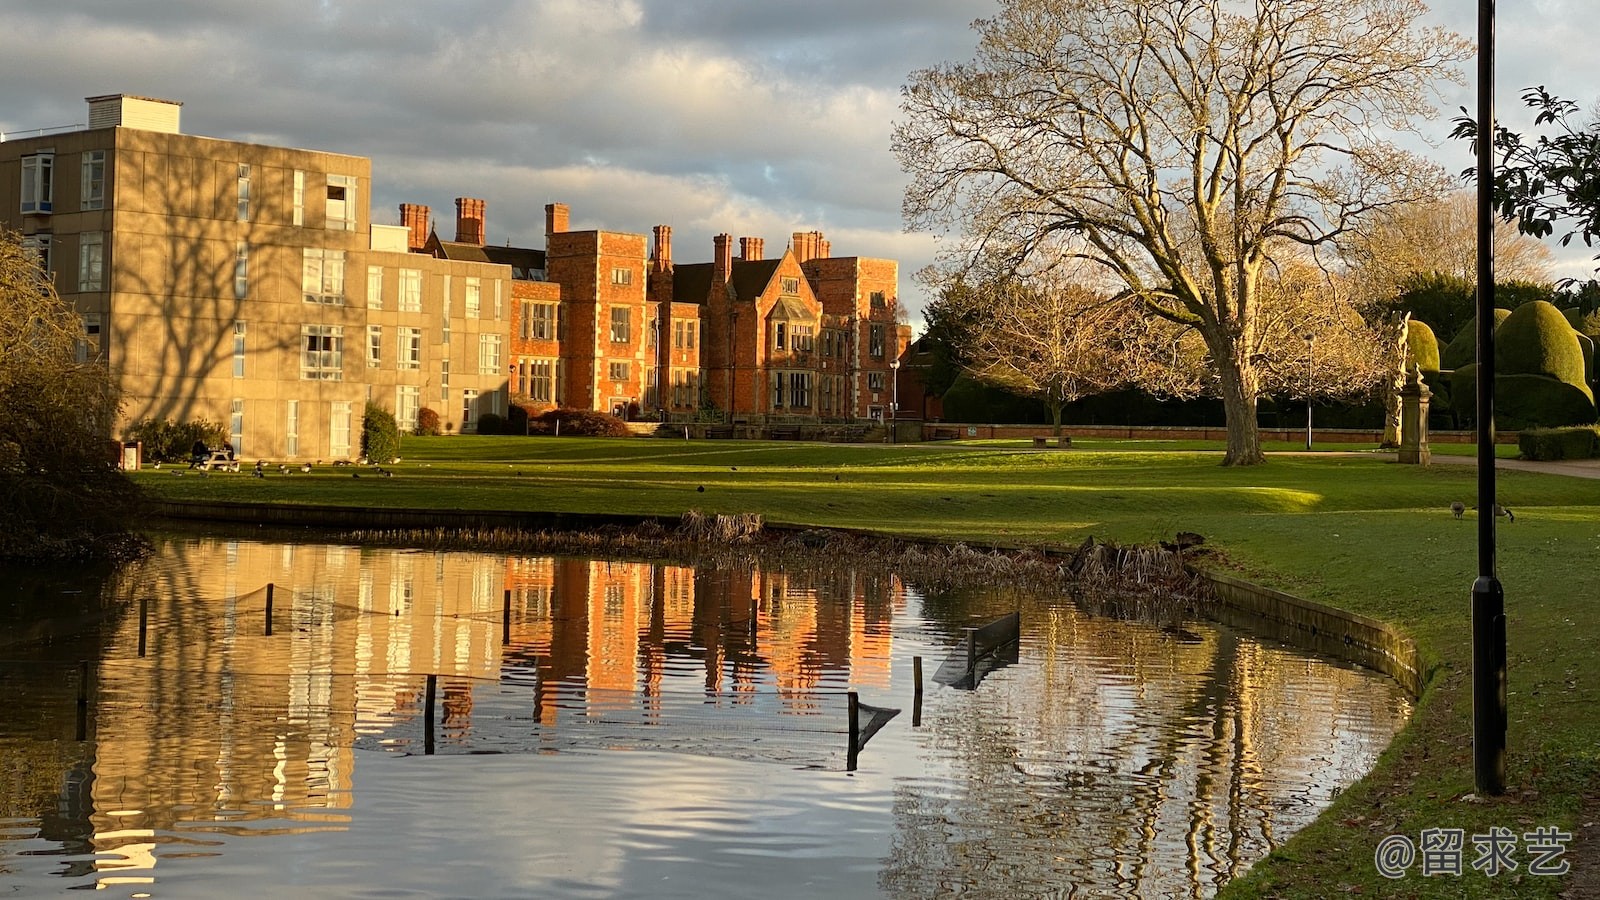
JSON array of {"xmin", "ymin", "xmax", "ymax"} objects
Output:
[{"xmin": 189, "ymin": 439, "xmax": 209, "ymax": 468}]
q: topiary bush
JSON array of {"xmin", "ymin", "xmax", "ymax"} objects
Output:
[
  {"xmin": 1495, "ymin": 300, "xmax": 1588, "ymax": 385},
  {"xmin": 1452, "ymin": 366, "xmax": 1598, "ymax": 429},
  {"xmin": 415, "ymin": 407, "xmax": 442, "ymax": 436},
  {"xmin": 1519, "ymin": 425, "xmax": 1600, "ymax": 460},
  {"xmin": 475, "ymin": 413, "xmax": 506, "ymax": 435},
  {"xmin": 534, "ymin": 408, "xmax": 632, "ymax": 437},
  {"xmin": 361, "ymin": 404, "xmax": 401, "ymax": 463},
  {"xmin": 1441, "ymin": 308, "xmax": 1512, "ymax": 371},
  {"xmin": 1405, "ymin": 319, "xmax": 1440, "ymax": 372}
]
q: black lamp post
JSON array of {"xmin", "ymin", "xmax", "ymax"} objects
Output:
[
  {"xmin": 1303, "ymin": 333, "xmax": 1314, "ymax": 451},
  {"xmin": 889, "ymin": 358, "xmax": 900, "ymax": 444},
  {"xmin": 1472, "ymin": 0, "xmax": 1506, "ymax": 797}
]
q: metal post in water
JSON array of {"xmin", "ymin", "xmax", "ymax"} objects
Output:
[
  {"xmin": 265, "ymin": 583, "xmax": 274, "ymax": 637},
  {"xmin": 966, "ymin": 629, "xmax": 977, "ymax": 678},
  {"xmin": 912, "ymin": 656, "xmax": 923, "ymax": 728},
  {"xmin": 424, "ymin": 674, "xmax": 437, "ymax": 756},
  {"xmin": 138, "ymin": 598, "xmax": 149, "ymax": 657},
  {"xmin": 847, "ymin": 691, "xmax": 860, "ymax": 772},
  {"xmin": 503, "ymin": 589, "xmax": 512, "ymax": 646},
  {"xmin": 75, "ymin": 661, "xmax": 88, "ymax": 741}
]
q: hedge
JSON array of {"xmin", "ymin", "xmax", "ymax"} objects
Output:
[
  {"xmin": 1451, "ymin": 366, "xmax": 1598, "ymax": 429},
  {"xmin": 1405, "ymin": 319, "xmax": 1440, "ymax": 372},
  {"xmin": 1519, "ymin": 425, "xmax": 1600, "ymax": 460},
  {"xmin": 1441, "ymin": 308, "xmax": 1512, "ymax": 371}
]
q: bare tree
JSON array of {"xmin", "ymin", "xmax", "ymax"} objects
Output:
[
  {"xmin": 895, "ymin": 0, "xmax": 1470, "ymax": 464},
  {"xmin": 1342, "ymin": 191, "xmax": 1553, "ymax": 304},
  {"xmin": 964, "ymin": 272, "xmax": 1136, "ymax": 434}
]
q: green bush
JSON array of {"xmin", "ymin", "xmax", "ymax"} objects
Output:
[
  {"xmin": 475, "ymin": 413, "xmax": 506, "ymax": 435},
  {"xmin": 1519, "ymin": 426, "xmax": 1600, "ymax": 460},
  {"xmin": 125, "ymin": 418, "xmax": 228, "ymax": 462},
  {"xmin": 415, "ymin": 407, "xmax": 442, "ymax": 437},
  {"xmin": 1405, "ymin": 319, "xmax": 1440, "ymax": 371},
  {"xmin": 1452, "ymin": 366, "xmax": 1597, "ymax": 429},
  {"xmin": 1441, "ymin": 308, "xmax": 1512, "ymax": 371},
  {"xmin": 1579, "ymin": 332, "xmax": 1595, "ymax": 387},
  {"xmin": 940, "ymin": 375, "xmax": 1049, "ymax": 424},
  {"xmin": 533, "ymin": 408, "xmax": 632, "ymax": 437},
  {"xmin": 1495, "ymin": 300, "xmax": 1587, "ymax": 384},
  {"xmin": 361, "ymin": 404, "xmax": 401, "ymax": 464}
]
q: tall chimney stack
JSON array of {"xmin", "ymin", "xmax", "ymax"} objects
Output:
[
  {"xmin": 454, "ymin": 197, "xmax": 486, "ymax": 245},
  {"xmin": 713, "ymin": 234, "xmax": 734, "ymax": 285},
  {"xmin": 653, "ymin": 225, "xmax": 673, "ymax": 273},
  {"xmin": 739, "ymin": 237, "xmax": 764, "ymax": 261},
  {"xmin": 400, "ymin": 203, "xmax": 430, "ymax": 252},
  {"xmin": 545, "ymin": 202, "xmax": 569, "ymax": 238}
]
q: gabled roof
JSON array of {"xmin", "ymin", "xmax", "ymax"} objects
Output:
[
  {"xmin": 670, "ymin": 258, "xmax": 786, "ymax": 305},
  {"xmin": 431, "ymin": 239, "xmax": 547, "ymax": 280},
  {"xmin": 768, "ymin": 295, "xmax": 815, "ymax": 322}
]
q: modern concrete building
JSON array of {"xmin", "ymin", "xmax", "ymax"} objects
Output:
[{"xmin": 0, "ymin": 94, "xmax": 512, "ymax": 459}]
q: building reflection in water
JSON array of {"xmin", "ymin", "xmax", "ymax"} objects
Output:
[{"xmin": 0, "ymin": 536, "xmax": 1406, "ymax": 897}]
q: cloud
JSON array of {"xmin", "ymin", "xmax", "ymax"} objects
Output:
[{"xmin": 3, "ymin": 0, "xmax": 1596, "ymax": 327}]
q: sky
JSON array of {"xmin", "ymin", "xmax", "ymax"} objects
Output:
[{"xmin": 1, "ymin": 0, "xmax": 1594, "ymax": 329}]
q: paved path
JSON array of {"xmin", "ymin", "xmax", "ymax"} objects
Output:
[{"xmin": 1412, "ymin": 453, "xmax": 1600, "ymax": 479}]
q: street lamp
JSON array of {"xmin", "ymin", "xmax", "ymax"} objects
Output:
[
  {"xmin": 1303, "ymin": 333, "xmax": 1314, "ymax": 451},
  {"xmin": 889, "ymin": 359, "xmax": 901, "ymax": 444}
]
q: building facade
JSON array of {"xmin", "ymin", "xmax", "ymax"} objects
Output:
[
  {"xmin": 0, "ymin": 94, "xmax": 512, "ymax": 459},
  {"xmin": 2, "ymin": 95, "xmax": 910, "ymax": 458}
]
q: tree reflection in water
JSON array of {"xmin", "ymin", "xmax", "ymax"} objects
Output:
[{"xmin": 0, "ymin": 536, "xmax": 1407, "ymax": 897}]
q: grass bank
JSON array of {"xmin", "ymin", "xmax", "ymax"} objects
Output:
[{"xmin": 133, "ymin": 436, "xmax": 1600, "ymax": 897}]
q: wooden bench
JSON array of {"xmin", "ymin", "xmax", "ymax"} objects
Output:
[
  {"xmin": 704, "ymin": 425, "xmax": 734, "ymax": 439},
  {"xmin": 769, "ymin": 426, "xmax": 800, "ymax": 441}
]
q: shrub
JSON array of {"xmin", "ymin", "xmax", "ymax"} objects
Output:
[
  {"xmin": 361, "ymin": 404, "xmax": 401, "ymax": 464},
  {"xmin": 1495, "ymin": 300, "xmax": 1587, "ymax": 385},
  {"xmin": 415, "ymin": 407, "xmax": 442, "ymax": 437},
  {"xmin": 1405, "ymin": 319, "xmax": 1440, "ymax": 372},
  {"xmin": 1441, "ymin": 308, "xmax": 1512, "ymax": 371},
  {"xmin": 475, "ymin": 413, "xmax": 506, "ymax": 435},
  {"xmin": 507, "ymin": 400, "xmax": 554, "ymax": 435},
  {"xmin": 534, "ymin": 407, "xmax": 632, "ymax": 437},
  {"xmin": 125, "ymin": 418, "xmax": 228, "ymax": 462},
  {"xmin": 1452, "ymin": 366, "xmax": 1598, "ymax": 429},
  {"xmin": 1519, "ymin": 426, "xmax": 1600, "ymax": 460}
]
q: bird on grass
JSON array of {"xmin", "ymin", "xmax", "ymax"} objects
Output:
[
  {"xmin": 1469, "ymin": 503, "xmax": 1516, "ymax": 523},
  {"xmin": 1451, "ymin": 501, "xmax": 1465, "ymax": 520},
  {"xmin": 351, "ymin": 472, "xmax": 361, "ymax": 479},
  {"xmin": 278, "ymin": 464, "xmax": 290, "ymax": 474},
  {"xmin": 696, "ymin": 485, "xmax": 705, "ymax": 492},
  {"xmin": 730, "ymin": 466, "xmax": 738, "ymax": 471},
  {"xmin": 300, "ymin": 463, "xmax": 312, "ymax": 473}
]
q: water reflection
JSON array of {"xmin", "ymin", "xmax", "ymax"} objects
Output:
[{"xmin": 0, "ymin": 536, "xmax": 1408, "ymax": 897}]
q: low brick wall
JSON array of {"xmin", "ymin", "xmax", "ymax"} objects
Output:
[
  {"xmin": 925, "ymin": 422, "xmax": 1515, "ymax": 446},
  {"xmin": 1195, "ymin": 570, "xmax": 1424, "ymax": 697}
]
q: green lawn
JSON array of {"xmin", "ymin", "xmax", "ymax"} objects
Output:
[{"xmin": 134, "ymin": 435, "xmax": 1600, "ymax": 897}]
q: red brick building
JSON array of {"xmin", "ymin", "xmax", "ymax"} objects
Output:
[{"xmin": 412, "ymin": 198, "xmax": 910, "ymax": 425}]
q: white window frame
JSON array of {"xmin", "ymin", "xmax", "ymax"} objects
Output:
[
  {"xmin": 367, "ymin": 266, "xmax": 383, "ymax": 310},
  {"xmin": 608, "ymin": 361, "xmax": 629, "ymax": 382},
  {"xmin": 610, "ymin": 307, "xmax": 630, "ymax": 343},
  {"xmin": 611, "ymin": 267, "xmax": 632, "ymax": 286},
  {"xmin": 80, "ymin": 151, "xmax": 105, "ymax": 211},
  {"xmin": 465, "ymin": 277, "xmax": 481, "ymax": 318},
  {"xmin": 230, "ymin": 399, "xmax": 244, "ymax": 457},
  {"xmin": 528, "ymin": 302, "xmax": 555, "ymax": 340},
  {"xmin": 395, "ymin": 387, "xmax": 420, "ymax": 434},
  {"xmin": 461, "ymin": 389, "xmax": 479, "ymax": 431},
  {"xmin": 325, "ymin": 173, "xmax": 356, "ymax": 231},
  {"xmin": 479, "ymin": 333, "xmax": 502, "ymax": 375},
  {"xmin": 300, "ymin": 324, "xmax": 344, "ymax": 381},
  {"xmin": 237, "ymin": 164, "xmax": 250, "ymax": 222},
  {"xmin": 330, "ymin": 401, "xmax": 352, "ymax": 458},
  {"xmin": 233, "ymin": 321, "xmax": 247, "ymax": 378},
  {"xmin": 399, "ymin": 269, "xmax": 422, "ymax": 312},
  {"xmin": 528, "ymin": 358, "xmax": 556, "ymax": 403},
  {"xmin": 293, "ymin": 170, "xmax": 305, "ymax": 226},
  {"xmin": 77, "ymin": 232, "xmax": 103, "ymax": 292},
  {"xmin": 286, "ymin": 400, "xmax": 300, "ymax": 457},
  {"xmin": 235, "ymin": 241, "xmax": 249, "ymax": 300},
  {"xmin": 21, "ymin": 153, "xmax": 53, "ymax": 214},
  {"xmin": 302, "ymin": 249, "xmax": 346, "ymax": 305},
  {"xmin": 399, "ymin": 327, "xmax": 422, "ymax": 370},
  {"xmin": 367, "ymin": 325, "xmax": 382, "ymax": 368}
]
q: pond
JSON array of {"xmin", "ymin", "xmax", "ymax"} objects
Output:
[{"xmin": 0, "ymin": 535, "xmax": 1409, "ymax": 898}]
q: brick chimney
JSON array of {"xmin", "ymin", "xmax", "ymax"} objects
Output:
[
  {"xmin": 739, "ymin": 236, "xmax": 764, "ymax": 261},
  {"xmin": 545, "ymin": 202, "xmax": 569, "ymax": 238},
  {"xmin": 792, "ymin": 231, "xmax": 819, "ymax": 263},
  {"xmin": 653, "ymin": 225, "xmax": 672, "ymax": 273},
  {"xmin": 400, "ymin": 203, "xmax": 430, "ymax": 252},
  {"xmin": 454, "ymin": 197, "xmax": 486, "ymax": 245},
  {"xmin": 713, "ymin": 234, "xmax": 734, "ymax": 285}
]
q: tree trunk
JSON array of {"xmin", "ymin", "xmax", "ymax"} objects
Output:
[
  {"xmin": 1048, "ymin": 401, "xmax": 1064, "ymax": 436},
  {"xmin": 1214, "ymin": 345, "xmax": 1265, "ymax": 466}
]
